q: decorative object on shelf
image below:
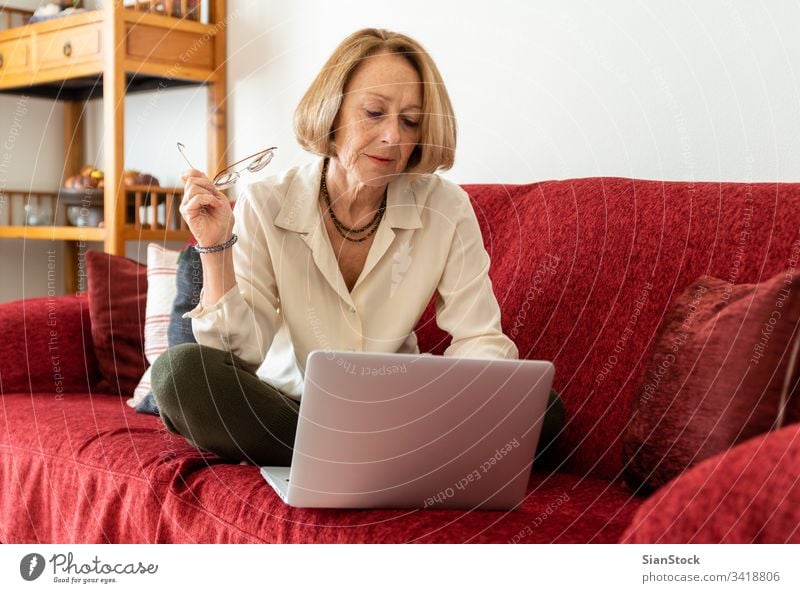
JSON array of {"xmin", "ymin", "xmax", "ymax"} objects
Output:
[
  {"xmin": 64, "ymin": 165, "xmax": 160, "ymax": 191},
  {"xmin": 31, "ymin": 3, "xmax": 61, "ymax": 20},
  {"xmin": 138, "ymin": 201, "xmax": 166, "ymax": 227},
  {"xmin": 123, "ymin": 169, "xmax": 160, "ymax": 188},
  {"xmin": 66, "ymin": 205, "xmax": 103, "ymax": 227},
  {"xmin": 29, "ymin": 1, "xmax": 86, "ymax": 23},
  {"xmin": 59, "ymin": 187, "xmax": 104, "ymax": 227},
  {"xmin": 130, "ymin": 0, "xmax": 200, "ymax": 21},
  {"xmin": 64, "ymin": 165, "xmax": 104, "ymax": 190},
  {"xmin": 60, "ymin": 166, "xmax": 163, "ymax": 227},
  {"xmin": 24, "ymin": 196, "xmax": 55, "ymax": 226},
  {"xmin": 0, "ymin": 190, "xmax": 59, "ymax": 226}
]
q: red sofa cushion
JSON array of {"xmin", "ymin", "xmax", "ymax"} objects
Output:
[
  {"xmin": 623, "ymin": 272, "xmax": 800, "ymax": 494},
  {"xmin": 621, "ymin": 423, "xmax": 800, "ymax": 543},
  {"xmin": 0, "ymin": 393, "xmax": 640, "ymax": 543},
  {"xmin": 85, "ymin": 250, "xmax": 148, "ymax": 396},
  {"xmin": 415, "ymin": 179, "xmax": 800, "ymax": 480},
  {"xmin": 0, "ymin": 294, "xmax": 99, "ymax": 395}
]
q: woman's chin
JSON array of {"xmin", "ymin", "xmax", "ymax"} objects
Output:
[
  {"xmin": 334, "ymin": 156, "xmax": 404, "ymax": 187},
  {"xmin": 358, "ymin": 166, "xmax": 403, "ymax": 186}
]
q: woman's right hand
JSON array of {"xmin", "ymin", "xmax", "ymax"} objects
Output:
[{"xmin": 179, "ymin": 169, "xmax": 235, "ymax": 249}]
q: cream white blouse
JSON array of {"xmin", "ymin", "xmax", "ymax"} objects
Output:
[{"xmin": 186, "ymin": 157, "xmax": 518, "ymax": 400}]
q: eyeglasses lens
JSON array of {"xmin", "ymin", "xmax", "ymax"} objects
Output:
[
  {"xmin": 213, "ymin": 171, "xmax": 238, "ymax": 189},
  {"xmin": 247, "ymin": 150, "xmax": 274, "ymax": 172}
]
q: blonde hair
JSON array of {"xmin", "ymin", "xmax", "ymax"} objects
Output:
[{"xmin": 294, "ymin": 28, "xmax": 456, "ymax": 174}]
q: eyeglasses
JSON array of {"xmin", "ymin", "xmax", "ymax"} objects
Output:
[{"xmin": 177, "ymin": 142, "xmax": 277, "ymax": 189}]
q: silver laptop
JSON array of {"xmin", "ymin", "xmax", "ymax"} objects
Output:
[{"xmin": 261, "ymin": 350, "xmax": 554, "ymax": 511}]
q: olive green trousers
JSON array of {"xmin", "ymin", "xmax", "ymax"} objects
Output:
[{"xmin": 151, "ymin": 343, "xmax": 565, "ymax": 468}]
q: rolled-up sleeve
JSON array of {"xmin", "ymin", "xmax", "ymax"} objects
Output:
[
  {"xmin": 436, "ymin": 191, "xmax": 518, "ymax": 360},
  {"xmin": 183, "ymin": 185, "xmax": 282, "ymax": 371}
]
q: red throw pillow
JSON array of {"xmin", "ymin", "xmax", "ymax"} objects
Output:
[
  {"xmin": 0, "ymin": 295, "xmax": 100, "ymax": 394},
  {"xmin": 85, "ymin": 250, "xmax": 148, "ymax": 395},
  {"xmin": 623, "ymin": 271, "xmax": 800, "ymax": 495}
]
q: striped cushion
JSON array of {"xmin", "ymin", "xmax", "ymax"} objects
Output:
[{"xmin": 128, "ymin": 244, "xmax": 181, "ymax": 408}]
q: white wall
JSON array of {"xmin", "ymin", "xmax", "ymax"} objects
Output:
[
  {"xmin": 222, "ymin": 0, "xmax": 800, "ymax": 185},
  {"xmin": 83, "ymin": 0, "xmax": 800, "ymax": 188},
  {"xmin": 2, "ymin": 0, "xmax": 799, "ymax": 301},
  {"xmin": 0, "ymin": 94, "xmax": 69, "ymax": 301}
]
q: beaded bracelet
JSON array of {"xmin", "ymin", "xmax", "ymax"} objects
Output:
[{"xmin": 194, "ymin": 233, "xmax": 238, "ymax": 254}]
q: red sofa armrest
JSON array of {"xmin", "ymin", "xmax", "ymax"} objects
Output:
[
  {"xmin": 0, "ymin": 295, "xmax": 101, "ymax": 395},
  {"xmin": 620, "ymin": 423, "xmax": 800, "ymax": 543}
]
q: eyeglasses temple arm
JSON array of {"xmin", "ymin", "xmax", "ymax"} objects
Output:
[{"xmin": 176, "ymin": 142, "xmax": 196, "ymax": 171}]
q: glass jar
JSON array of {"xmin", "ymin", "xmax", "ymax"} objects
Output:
[
  {"xmin": 66, "ymin": 205, "xmax": 104, "ymax": 227},
  {"xmin": 24, "ymin": 197, "xmax": 54, "ymax": 226}
]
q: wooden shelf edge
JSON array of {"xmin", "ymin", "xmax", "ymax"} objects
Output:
[
  {"xmin": 0, "ymin": 226, "xmax": 106, "ymax": 241},
  {"xmin": 0, "ymin": 62, "xmax": 105, "ymax": 91},
  {"xmin": 123, "ymin": 58, "xmax": 216, "ymax": 84},
  {"xmin": 0, "ymin": 226, "xmax": 191, "ymax": 243},
  {"xmin": 0, "ymin": 10, "xmax": 104, "ymax": 42}
]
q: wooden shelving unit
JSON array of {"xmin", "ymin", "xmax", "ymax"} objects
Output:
[{"xmin": 0, "ymin": 0, "xmax": 228, "ymax": 292}]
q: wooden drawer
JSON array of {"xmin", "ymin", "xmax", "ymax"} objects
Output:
[
  {"xmin": 34, "ymin": 23, "xmax": 102, "ymax": 70},
  {"xmin": 0, "ymin": 37, "xmax": 32, "ymax": 76},
  {"xmin": 126, "ymin": 24, "xmax": 213, "ymax": 70}
]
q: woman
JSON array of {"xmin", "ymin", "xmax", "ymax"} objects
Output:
[{"xmin": 152, "ymin": 28, "xmax": 563, "ymax": 467}]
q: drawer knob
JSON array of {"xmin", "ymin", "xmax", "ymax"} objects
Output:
[
  {"xmin": 0, "ymin": 53, "xmax": 4, "ymax": 68},
  {"xmin": 63, "ymin": 42, "xmax": 72, "ymax": 57}
]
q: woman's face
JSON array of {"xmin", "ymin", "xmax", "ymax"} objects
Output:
[{"xmin": 332, "ymin": 51, "xmax": 423, "ymax": 186}]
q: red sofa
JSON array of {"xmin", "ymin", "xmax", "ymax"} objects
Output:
[{"xmin": 1, "ymin": 176, "xmax": 798, "ymax": 543}]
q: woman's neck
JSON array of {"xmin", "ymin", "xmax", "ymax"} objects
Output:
[{"xmin": 324, "ymin": 157, "xmax": 387, "ymax": 225}]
